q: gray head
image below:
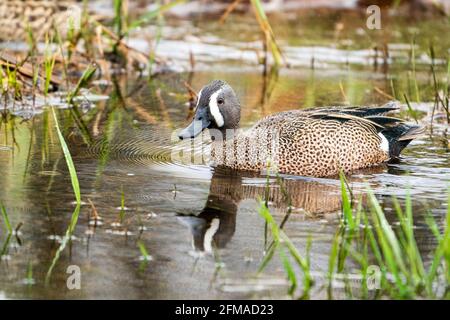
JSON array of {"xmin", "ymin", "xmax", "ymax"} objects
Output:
[{"xmin": 178, "ymin": 80, "xmax": 241, "ymax": 139}]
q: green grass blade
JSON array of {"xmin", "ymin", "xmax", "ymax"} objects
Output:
[
  {"xmin": 404, "ymin": 191, "xmax": 426, "ymax": 284},
  {"xmin": 403, "ymin": 93, "xmax": 419, "ymax": 124},
  {"xmin": 45, "ymin": 107, "xmax": 82, "ymax": 284},
  {"xmin": 50, "ymin": 107, "xmax": 81, "ymax": 204},
  {"xmin": 327, "ymin": 229, "xmax": 340, "ymax": 299},
  {"xmin": 46, "ymin": 204, "xmax": 81, "ymax": 284},
  {"xmin": 120, "ymin": 187, "xmax": 125, "ymax": 223},
  {"xmin": 280, "ymin": 249, "xmax": 297, "ymax": 296},
  {"xmin": 250, "ymin": 0, "xmax": 283, "ymax": 67},
  {"xmin": 67, "ymin": 63, "xmax": 97, "ymax": 104},
  {"xmin": 340, "ymin": 172, "xmax": 354, "ymax": 229},
  {"xmin": 137, "ymin": 241, "xmax": 150, "ymax": 261},
  {"xmin": 0, "ymin": 203, "xmax": 12, "ymax": 234},
  {"xmin": 258, "ymin": 199, "xmax": 279, "ymax": 241},
  {"xmin": 368, "ymin": 190, "xmax": 407, "ymax": 273},
  {"xmin": 258, "ymin": 241, "xmax": 277, "ymax": 273},
  {"xmin": 279, "ymin": 231, "xmax": 311, "ymax": 289}
]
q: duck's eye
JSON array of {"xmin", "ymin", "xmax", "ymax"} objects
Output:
[{"xmin": 217, "ymin": 98, "xmax": 224, "ymax": 105}]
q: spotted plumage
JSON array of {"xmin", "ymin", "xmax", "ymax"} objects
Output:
[{"xmin": 178, "ymin": 80, "xmax": 424, "ymax": 178}]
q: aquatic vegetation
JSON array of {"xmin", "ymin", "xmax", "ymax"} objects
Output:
[
  {"xmin": 0, "ymin": 203, "xmax": 12, "ymax": 234},
  {"xmin": 258, "ymin": 174, "xmax": 450, "ymax": 299},
  {"xmin": 113, "ymin": 0, "xmax": 127, "ymax": 40},
  {"xmin": 221, "ymin": 0, "xmax": 284, "ymax": 68},
  {"xmin": 249, "ymin": 0, "xmax": 283, "ymax": 67},
  {"xmin": 403, "ymin": 94, "xmax": 419, "ymax": 123},
  {"xmin": 43, "ymin": 37, "xmax": 56, "ymax": 97},
  {"xmin": 119, "ymin": 186, "xmax": 126, "ymax": 224},
  {"xmin": 0, "ymin": 61, "xmax": 22, "ymax": 109},
  {"xmin": 66, "ymin": 63, "xmax": 97, "ymax": 104},
  {"xmin": 410, "ymin": 36, "xmax": 421, "ymax": 102},
  {"xmin": 51, "ymin": 107, "xmax": 81, "ymax": 204},
  {"xmin": 45, "ymin": 107, "xmax": 81, "ymax": 284},
  {"xmin": 429, "ymin": 44, "xmax": 450, "ymax": 124},
  {"xmin": 258, "ymin": 201, "xmax": 313, "ymax": 299},
  {"xmin": 137, "ymin": 241, "xmax": 151, "ymax": 262}
]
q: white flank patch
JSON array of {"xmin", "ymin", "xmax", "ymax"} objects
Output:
[
  {"xmin": 209, "ymin": 90, "xmax": 224, "ymax": 127},
  {"xmin": 204, "ymin": 218, "xmax": 220, "ymax": 253},
  {"xmin": 378, "ymin": 132, "xmax": 389, "ymax": 153}
]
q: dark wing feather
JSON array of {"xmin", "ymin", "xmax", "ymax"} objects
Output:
[
  {"xmin": 306, "ymin": 101, "xmax": 399, "ymax": 118},
  {"xmin": 309, "ymin": 112, "xmax": 385, "ymax": 129}
]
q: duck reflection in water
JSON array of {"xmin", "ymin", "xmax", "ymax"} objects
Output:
[{"xmin": 177, "ymin": 166, "xmax": 387, "ymax": 254}]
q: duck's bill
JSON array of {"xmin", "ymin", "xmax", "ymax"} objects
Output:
[{"xmin": 178, "ymin": 108, "xmax": 211, "ymax": 139}]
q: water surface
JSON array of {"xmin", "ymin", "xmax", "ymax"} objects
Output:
[{"xmin": 0, "ymin": 8, "xmax": 449, "ymax": 299}]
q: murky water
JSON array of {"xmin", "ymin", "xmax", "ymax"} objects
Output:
[{"xmin": 0, "ymin": 8, "xmax": 449, "ymax": 299}]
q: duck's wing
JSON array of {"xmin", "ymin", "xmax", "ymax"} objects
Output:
[
  {"xmin": 308, "ymin": 112, "xmax": 386, "ymax": 129},
  {"xmin": 251, "ymin": 101, "xmax": 400, "ymax": 130},
  {"xmin": 286, "ymin": 101, "xmax": 423, "ymax": 156},
  {"xmin": 306, "ymin": 100, "xmax": 399, "ymax": 116},
  {"xmin": 306, "ymin": 100, "xmax": 406, "ymax": 129}
]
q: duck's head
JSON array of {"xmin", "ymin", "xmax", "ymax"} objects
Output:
[{"xmin": 178, "ymin": 80, "xmax": 241, "ymax": 139}]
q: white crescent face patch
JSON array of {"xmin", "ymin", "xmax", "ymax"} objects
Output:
[
  {"xmin": 209, "ymin": 89, "xmax": 224, "ymax": 128},
  {"xmin": 196, "ymin": 89, "xmax": 202, "ymax": 108}
]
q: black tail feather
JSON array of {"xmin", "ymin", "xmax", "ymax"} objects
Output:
[{"xmin": 382, "ymin": 124, "xmax": 425, "ymax": 158}]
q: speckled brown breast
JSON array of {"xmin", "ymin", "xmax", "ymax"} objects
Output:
[
  {"xmin": 211, "ymin": 109, "xmax": 390, "ymax": 177},
  {"xmin": 0, "ymin": 0, "xmax": 76, "ymax": 41}
]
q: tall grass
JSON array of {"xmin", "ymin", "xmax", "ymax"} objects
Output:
[
  {"xmin": 113, "ymin": 0, "xmax": 126, "ymax": 39},
  {"xmin": 0, "ymin": 62, "xmax": 22, "ymax": 109},
  {"xmin": 66, "ymin": 63, "xmax": 97, "ymax": 104},
  {"xmin": 43, "ymin": 37, "xmax": 56, "ymax": 97},
  {"xmin": 0, "ymin": 203, "xmax": 13, "ymax": 234},
  {"xmin": 50, "ymin": 108, "xmax": 81, "ymax": 204},
  {"xmin": 45, "ymin": 107, "xmax": 82, "ymax": 284},
  {"xmin": 250, "ymin": 0, "xmax": 283, "ymax": 68},
  {"xmin": 411, "ymin": 36, "xmax": 421, "ymax": 102},
  {"xmin": 429, "ymin": 44, "xmax": 450, "ymax": 123},
  {"xmin": 258, "ymin": 174, "xmax": 450, "ymax": 299},
  {"xmin": 404, "ymin": 93, "xmax": 419, "ymax": 123},
  {"xmin": 258, "ymin": 197, "xmax": 313, "ymax": 299},
  {"xmin": 211, "ymin": 0, "xmax": 285, "ymax": 68}
]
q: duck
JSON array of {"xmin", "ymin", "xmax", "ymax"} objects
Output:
[{"xmin": 178, "ymin": 80, "xmax": 424, "ymax": 177}]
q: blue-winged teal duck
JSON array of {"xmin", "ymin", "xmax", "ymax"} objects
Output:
[{"xmin": 178, "ymin": 80, "xmax": 424, "ymax": 177}]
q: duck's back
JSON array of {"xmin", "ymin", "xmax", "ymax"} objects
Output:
[
  {"xmin": 275, "ymin": 115, "xmax": 387, "ymax": 176},
  {"xmin": 211, "ymin": 103, "xmax": 423, "ymax": 177}
]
